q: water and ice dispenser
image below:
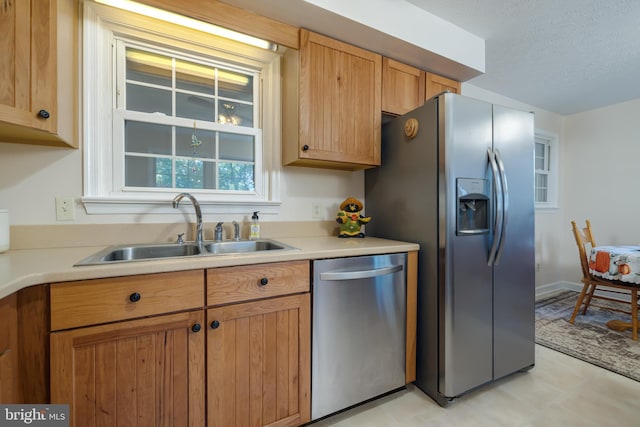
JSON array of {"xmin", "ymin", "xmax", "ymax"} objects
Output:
[{"xmin": 456, "ymin": 178, "xmax": 489, "ymax": 235}]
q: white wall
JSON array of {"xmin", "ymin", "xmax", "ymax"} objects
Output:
[
  {"xmin": 557, "ymin": 98, "xmax": 640, "ymax": 281},
  {"xmin": 0, "ymin": 141, "xmax": 363, "ymax": 225}
]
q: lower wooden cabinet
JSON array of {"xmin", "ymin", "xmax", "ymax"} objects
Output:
[
  {"xmin": 50, "ymin": 310, "xmax": 206, "ymax": 426},
  {"xmin": 0, "ymin": 293, "xmax": 19, "ymax": 403},
  {"xmin": 207, "ymin": 293, "xmax": 311, "ymax": 427}
]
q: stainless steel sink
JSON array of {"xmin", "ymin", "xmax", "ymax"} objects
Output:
[
  {"xmin": 74, "ymin": 243, "xmax": 203, "ymax": 265},
  {"xmin": 204, "ymin": 240, "xmax": 291, "ymax": 254},
  {"xmin": 74, "ymin": 239, "xmax": 297, "ymax": 266}
]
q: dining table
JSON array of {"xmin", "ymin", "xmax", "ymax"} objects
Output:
[
  {"xmin": 588, "ymin": 245, "xmax": 640, "ymax": 335},
  {"xmin": 589, "ymin": 245, "xmax": 640, "ymax": 284}
]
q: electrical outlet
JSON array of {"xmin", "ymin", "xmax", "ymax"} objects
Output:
[
  {"xmin": 55, "ymin": 197, "xmax": 75, "ymax": 221},
  {"xmin": 535, "ymin": 262, "xmax": 541, "ymax": 272},
  {"xmin": 311, "ymin": 202, "xmax": 323, "ymax": 219}
]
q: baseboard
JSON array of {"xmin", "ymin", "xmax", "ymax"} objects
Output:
[
  {"xmin": 535, "ymin": 281, "xmax": 581, "ymax": 301},
  {"xmin": 535, "ymin": 281, "xmax": 632, "ymax": 302}
]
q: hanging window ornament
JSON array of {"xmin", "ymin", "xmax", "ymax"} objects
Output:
[{"xmin": 191, "ymin": 121, "xmax": 202, "ymax": 173}]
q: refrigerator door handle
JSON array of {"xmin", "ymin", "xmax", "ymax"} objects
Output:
[
  {"xmin": 487, "ymin": 148, "xmax": 502, "ymax": 266},
  {"xmin": 494, "ymin": 149, "xmax": 509, "ymax": 265}
]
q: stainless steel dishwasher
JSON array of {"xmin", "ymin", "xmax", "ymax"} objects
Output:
[{"xmin": 312, "ymin": 253, "xmax": 407, "ymax": 420}]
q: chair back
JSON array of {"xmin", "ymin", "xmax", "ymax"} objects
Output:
[{"xmin": 571, "ymin": 220, "xmax": 596, "ymax": 280}]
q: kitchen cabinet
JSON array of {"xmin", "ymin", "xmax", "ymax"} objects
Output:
[
  {"xmin": 0, "ymin": 0, "xmax": 77, "ymax": 147},
  {"xmin": 50, "ymin": 310, "xmax": 205, "ymax": 426},
  {"xmin": 49, "ymin": 271, "xmax": 206, "ymax": 426},
  {"xmin": 48, "ymin": 262, "xmax": 311, "ymax": 426},
  {"xmin": 382, "ymin": 58, "xmax": 426, "ymax": 116},
  {"xmin": 206, "ymin": 261, "xmax": 311, "ymax": 427},
  {"xmin": 0, "ymin": 293, "xmax": 19, "ymax": 403},
  {"xmin": 382, "ymin": 58, "xmax": 461, "ymax": 116},
  {"xmin": 425, "ymin": 72, "xmax": 461, "ymax": 99},
  {"xmin": 0, "ymin": 285, "xmax": 49, "ymax": 404},
  {"xmin": 207, "ymin": 294, "xmax": 311, "ymax": 427},
  {"xmin": 283, "ymin": 29, "xmax": 381, "ymax": 170}
]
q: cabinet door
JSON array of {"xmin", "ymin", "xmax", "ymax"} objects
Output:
[
  {"xmin": 297, "ymin": 29, "xmax": 381, "ymax": 168},
  {"xmin": 0, "ymin": 293, "xmax": 19, "ymax": 403},
  {"xmin": 425, "ymin": 72, "xmax": 461, "ymax": 99},
  {"xmin": 207, "ymin": 294, "xmax": 311, "ymax": 427},
  {"xmin": 51, "ymin": 310, "xmax": 205, "ymax": 426},
  {"xmin": 0, "ymin": 0, "xmax": 56, "ymax": 133},
  {"xmin": 382, "ymin": 58, "xmax": 426, "ymax": 116}
]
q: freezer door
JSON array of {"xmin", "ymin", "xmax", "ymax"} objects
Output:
[
  {"xmin": 492, "ymin": 105, "xmax": 536, "ymax": 378},
  {"xmin": 439, "ymin": 94, "xmax": 494, "ymax": 398}
]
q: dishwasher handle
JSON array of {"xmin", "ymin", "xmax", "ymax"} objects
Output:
[{"xmin": 319, "ymin": 264, "xmax": 403, "ymax": 281}]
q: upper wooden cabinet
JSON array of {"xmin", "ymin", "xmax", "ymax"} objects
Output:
[
  {"xmin": 283, "ymin": 29, "xmax": 382, "ymax": 170},
  {"xmin": 382, "ymin": 58, "xmax": 426, "ymax": 116},
  {"xmin": 382, "ymin": 58, "xmax": 461, "ymax": 116},
  {"xmin": 425, "ymin": 72, "xmax": 461, "ymax": 99},
  {"xmin": 0, "ymin": 0, "xmax": 77, "ymax": 147}
]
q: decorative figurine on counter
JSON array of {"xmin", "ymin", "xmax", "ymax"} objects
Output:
[{"xmin": 336, "ymin": 197, "xmax": 371, "ymax": 238}]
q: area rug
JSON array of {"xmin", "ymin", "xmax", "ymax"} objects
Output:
[{"xmin": 535, "ymin": 290, "xmax": 640, "ymax": 382}]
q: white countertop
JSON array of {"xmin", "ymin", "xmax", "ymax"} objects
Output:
[{"xmin": 0, "ymin": 236, "xmax": 419, "ymax": 299}]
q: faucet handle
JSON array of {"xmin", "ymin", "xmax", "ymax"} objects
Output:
[
  {"xmin": 214, "ymin": 222, "xmax": 224, "ymax": 241},
  {"xmin": 176, "ymin": 233, "xmax": 185, "ymax": 244}
]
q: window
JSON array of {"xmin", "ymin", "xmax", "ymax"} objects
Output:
[
  {"xmin": 82, "ymin": 2, "xmax": 282, "ymax": 214},
  {"xmin": 534, "ymin": 130, "xmax": 558, "ymax": 209}
]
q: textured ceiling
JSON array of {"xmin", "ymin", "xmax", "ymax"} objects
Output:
[{"xmin": 407, "ymin": 0, "xmax": 640, "ymax": 115}]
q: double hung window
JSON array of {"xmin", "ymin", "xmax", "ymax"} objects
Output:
[
  {"xmin": 82, "ymin": 2, "xmax": 282, "ymax": 214},
  {"xmin": 534, "ymin": 131, "xmax": 558, "ymax": 209}
]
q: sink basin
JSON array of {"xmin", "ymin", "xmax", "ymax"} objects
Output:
[
  {"xmin": 204, "ymin": 240, "xmax": 291, "ymax": 254},
  {"xmin": 75, "ymin": 243, "xmax": 202, "ymax": 266},
  {"xmin": 74, "ymin": 239, "xmax": 297, "ymax": 266}
]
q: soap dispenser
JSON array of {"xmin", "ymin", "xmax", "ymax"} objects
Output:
[{"xmin": 250, "ymin": 211, "xmax": 261, "ymax": 240}]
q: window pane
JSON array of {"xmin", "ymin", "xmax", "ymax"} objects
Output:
[
  {"xmin": 219, "ymin": 72, "xmax": 253, "ymax": 102},
  {"xmin": 126, "ymin": 83, "xmax": 172, "ymax": 115},
  {"xmin": 176, "ymin": 126, "xmax": 215, "ymax": 158},
  {"xmin": 125, "ymin": 121, "xmax": 172, "ymax": 155},
  {"xmin": 126, "ymin": 48, "xmax": 172, "ymax": 87},
  {"xmin": 176, "ymin": 59, "xmax": 215, "ymax": 95},
  {"xmin": 175, "ymin": 159, "xmax": 216, "ymax": 189},
  {"xmin": 219, "ymin": 133, "xmax": 254, "ymax": 162},
  {"xmin": 218, "ymin": 101, "xmax": 253, "ymax": 126},
  {"xmin": 219, "ymin": 162, "xmax": 254, "ymax": 191},
  {"xmin": 535, "ymin": 173, "xmax": 548, "ymax": 202},
  {"xmin": 125, "ymin": 156, "xmax": 172, "ymax": 188},
  {"xmin": 176, "ymin": 93, "xmax": 215, "ymax": 121}
]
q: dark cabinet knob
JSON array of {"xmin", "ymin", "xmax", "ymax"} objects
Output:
[
  {"xmin": 302, "ymin": 144, "xmax": 309, "ymax": 151},
  {"xmin": 38, "ymin": 109, "xmax": 50, "ymax": 119},
  {"xmin": 129, "ymin": 292, "xmax": 141, "ymax": 303},
  {"xmin": 211, "ymin": 320, "xmax": 220, "ymax": 329},
  {"xmin": 260, "ymin": 277, "xmax": 269, "ymax": 286},
  {"xmin": 191, "ymin": 323, "xmax": 201, "ymax": 333}
]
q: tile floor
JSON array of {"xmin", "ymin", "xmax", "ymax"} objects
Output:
[{"xmin": 312, "ymin": 345, "xmax": 640, "ymax": 427}]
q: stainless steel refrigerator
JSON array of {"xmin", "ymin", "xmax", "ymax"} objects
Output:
[{"xmin": 365, "ymin": 92, "xmax": 535, "ymax": 406}]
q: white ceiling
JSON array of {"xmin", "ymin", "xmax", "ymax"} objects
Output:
[
  {"xmin": 407, "ymin": 0, "xmax": 640, "ymax": 115},
  {"xmin": 225, "ymin": 0, "xmax": 640, "ymax": 115}
]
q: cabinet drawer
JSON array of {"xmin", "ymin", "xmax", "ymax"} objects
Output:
[
  {"xmin": 207, "ymin": 261, "xmax": 310, "ymax": 305},
  {"xmin": 50, "ymin": 270, "xmax": 205, "ymax": 330}
]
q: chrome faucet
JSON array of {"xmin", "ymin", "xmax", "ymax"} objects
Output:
[
  {"xmin": 214, "ymin": 222, "xmax": 224, "ymax": 241},
  {"xmin": 172, "ymin": 193, "xmax": 203, "ymax": 248},
  {"xmin": 232, "ymin": 220, "xmax": 240, "ymax": 241}
]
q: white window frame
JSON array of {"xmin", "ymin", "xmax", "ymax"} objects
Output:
[
  {"xmin": 534, "ymin": 129, "xmax": 559, "ymax": 209},
  {"xmin": 81, "ymin": 1, "xmax": 282, "ymax": 214}
]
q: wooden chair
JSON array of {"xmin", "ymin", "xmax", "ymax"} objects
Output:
[{"xmin": 569, "ymin": 220, "xmax": 639, "ymax": 340}]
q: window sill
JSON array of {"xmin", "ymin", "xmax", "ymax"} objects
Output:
[{"xmin": 82, "ymin": 196, "xmax": 281, "ymax": 215}]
